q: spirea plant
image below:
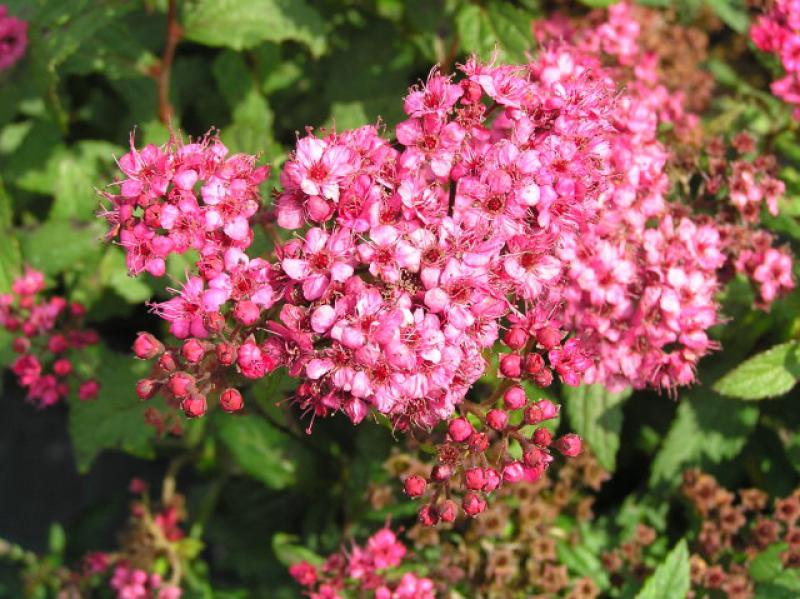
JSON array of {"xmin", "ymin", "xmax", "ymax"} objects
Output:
[{"xmin": 1, "ymin": 1, "xmax": 800, "ymax": 598}]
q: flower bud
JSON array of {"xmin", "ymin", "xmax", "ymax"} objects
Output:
[
  {"xmin": 215, "ymin": 342, "xmax": 236, "ymax": 366},
  {"xmin": 404, "ymin": 475, "xmax": 427, "ymax": 498},
  {"xmin": 439, "ymin": 499, "xmax": 458, "ymax": 523},
  {"xmin": 503, "ymin": 326, "xmax": 528, "ymax": 350},
  {"xmin": 536, "ymin": 326, "xmax": 562, "ymax": 350},
  {"xmin": 448, "ymin": 417, "xmax": 474, "ymax": 443},
  {"xmin": 167, "ymin": 372, "xmax": 194, "ymax": 398},
  {"xmin": 462, "ymin": 492, "xmax": 486, "ymax": 517},
  {"xmin": 524, "ymin": 353, "xmax": 544, "ymax": 375},
  {"xmin": 11, "ymin": 337, "xmax": 29, "ymax": 353},
  {"xmin": 555, "ymin": 433, "xmax": 582, "ymax": 457},
  {"xmin": 486, "ymin": 409, "xmax": 508, "ymax": 431},
  {"xmin": 468, "ymin": 431, "xmax": 489, "ymax": 453},
  {"xmin": 182, "ymin": 393, "xmax": 207, "ymax": 418},
  {"xmin": 203, "ymin": 311, "xmax": 225, "ymax": 334},
  {"xmin": 307, "ymin": 196, "xmax": 334, "ymax": 222},
  {"xmin": 53, "ymin": 358, "xmax": 72, "ymax": 376},
  {"xmin": 158, "ymin": 351, "xmax": 177, "ymax": 373},
  {"xmin": 523, "ymin": 445, "xmax": 551, "ymax": 469},
  {"xmin": 78, "ymin": 379, "xmax": 100, "ymax": 401},
  {"xmin": 532, "ymin": 427, "xmax": 552, "ymax": 447},
  {"xmin": 483, "ymin": 468, "xmax": 502, "ymax": 493},
  {"xmin": 534, "ymin": 368, "xmax": 553, "ymax": 387},
  {"xmin": 136, "ymin": 378, "xmax": 157, "ymax": 400},
  {"xmin": 499, "ymin": 353, "xmax": 522, "ymax": 378},
  {"xmin": 181, "ymin": 339, "xmax": 206, "ymax": 364},
  {"xmin": 48, "ymin": 334, "xmax": 68, "ymax": 353},
  {"xmin": 133, "ymin": 333, "xmax": 164, "ymax": 360},
  {"xmin": 503, "ymin": 385, "xmax": 527, "ymax": 410},
  {"xmin": 220, "ymin": 388, "xmax": 244, "ymax": 412},
  {"xmin": 418, "ymin": 504, "xmax": 440, "ymax": 527},
  {"xmin": 431, "ymin": 464, "xmax": 452, "ymax": 482},
  {"xmin": 538, "ymin": 399, "xmax": 560, "ymax": 420},
  {"xmin": 464, "ymin": 467, "xmax": 486, "ymax": 491},
  {"xmin": 233, "ymin": 300, "xmax": 261, "ymax": 326},
  {"xmin": 502, "ymin": 461, "xmax": 525, "ymax": 483}
]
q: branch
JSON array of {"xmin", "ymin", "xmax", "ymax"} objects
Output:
[{"xmin": 157, "ymin": 0, "xmax": 181, "ymax": 125}]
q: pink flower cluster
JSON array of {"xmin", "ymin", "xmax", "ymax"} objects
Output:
[
  {"xmin": 289, "ymin": 527, "xmax": 436, "ymax": 599},
  {"xmin": 110, "ymin": 565, "xmax": 181, "ymax": 599},
  {"xmin": 733, "ymin": 230, "xmax": 795, "ymax": 306},
  {"xmin": 1, "ymin": 268, "xmax": 100, "ymax": 407},
  {"xmin": 0, "ymin": 4, "xmax": 26, "ymax": 71},
  {"xmin": 751, "ymin": 0, "xmax": 800, "ymax": 118}
]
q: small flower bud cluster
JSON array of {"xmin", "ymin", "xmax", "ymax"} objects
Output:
[
  {"xmin": 751, "ymin": 0, "xmax": 800, "ymax": 119},
  {"xmin": 289, "ymin": 526, "xmax": 435, "ymax": 598},
  {"xmin": 0, "ymin": 268, "xmax": 100, "ymax": 407},
  {"xmin": 110, "ymin": 565, "xmax": 181, "ymax": 599},
  {"xmin": 0, "ymin": 4, "xmax": 27, "ymax": 71},
  {"xmin": 407, "ymin": 382, "xmax": 581, "ymax": 524}
]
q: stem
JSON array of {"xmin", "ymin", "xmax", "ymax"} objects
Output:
[
  {"xmin": 448, "ymin": 179, "xmax": 457, "ymax": 217},
  {"xmin": 157, "ymin": 0, "xmax": 181, "ymax": 125}
]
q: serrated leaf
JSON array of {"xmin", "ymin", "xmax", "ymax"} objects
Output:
[
  {"xmin": 636, "ymin": 539, "xmax": 690, "ymax": 599},
  {"xmin": 68, "ymin": 349, "xmax": 156, "ymax": 471},
  {"xmin": 650, "ymin": 390, "xmax": 759, "ymax": 488},
  {"xmin": 713, "ymin": 342, "xmax": 800, "ymax": 400},
  {"xmin": 215, "ymin": 414, "xmax": 300, "ymax": 489},
  {"xmin": 563, "ymin": 384, "xmax": 631, "ymax": 471},
  {"xmin": 456, "ymin": 1, "xmax": 535, "ymax": 62},
  {"xmin": 751, "ymin": 543, "xmax": 800, "ymax": 598},
  {"xmin": 183, "ymin": 0, "xmax": 326, "ymax": 56}
]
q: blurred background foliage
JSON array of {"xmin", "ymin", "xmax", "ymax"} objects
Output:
[{"xmin": 2, "ymin": 0, "xmax": 800, "ymax": 597}]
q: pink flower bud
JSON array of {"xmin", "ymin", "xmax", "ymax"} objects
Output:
[
  {"xmin": 11, "ymin": 337, "xmax": 29, "ymax": 353},
  {"xmin": 220, "ymin": 388, "xmax": 244, "ymax": 412},
  {"xmin": 136, "ymin": 378, "xmax": 157, "ymax": 400},
  {"xmin": 464, "ymin": 467, "xmax": 486, "ymax": 491},
  {"xmin": 48, "ymin": 334, "xmax": 68, "ymax": 353},
  {"xmin": 182, "ymin": 393, "xmax": 207, "ymax": 418},
  {"xmin": 233, "ymin": 300, "xmax": 261, "ymax": 326},
  {"xmin": 439, "ymin": 499, "xmax": 458, "ymax": 523},
  {"xmin": 538, "ymin": 399, "xmax": 560, "ymax": 420},
  {"xmin": 168, "ymin": 372, "xmax": 194, "ymax": 398},
  {"xmin": 525, "ymin": 353, "xmax": 544, "ymax": 375},
  {"xmin": 215, "ymin": 342, "xmax": 235, "ymax": 366},
  {"xmin": 418, "ymin": 504, "xmax": 440, "ymax": 527},
  {"xmin": 483, "ymin": 468, "xmax": 502, "ymax": 492},
  {"xmin": 289, "ymin": 562, "xmax": 317, "ymax": 587},
  {"xmin": 448, "ymin": 417, "xmax": 473, "ymax": 443},
  {"xmin": 532, "ymin": 427, "xmax": 552, "ymax": 447},
  {"xmin": 536, "ymin": 326, "xmax": 562, "ymax": 349},
  {"xmin": 468, "ymin": 432, "xmax": 489, "ymax": 453},
  {"xmin": 486, "ymin": 409, "xmax": 508, "ymax": 431},
  {"xmin": 499, "ymin": 353, "xmax": 522, "ymax": 378},
  {"xmin": 502, "ymin": 461, "xmax": 525, "ymax": 483},
  {"xmin": 462, "ymin": 492, "xmax": 486, "ymax": 517},
  {"xmin": 133, "ymin": 333, "xmax": 163, "ymax": 359},
  {"xmin": 53, "ymin": 358, "xmax": 72, "ymax": 376},
  {"xmin": 431, "ymin": 464, "xmax": 452, "ymax": 482},
  {"xmin": 404, "ymin": 475, "xmax": 427, "ymax": 497},
  {"xmin": 523, "ymin": 445, "xmax": 551, "ymax": 469},
  {"xmin": 534, "ymin": 368, "xmax": 553, "ymax": 387},
  {"xmin": 555, "ymin": 433, "xmax": 582, "ymax": 457},
  {"xmin": 524, "ymin": 404, "xmax": 544, "ymax": 425},
  {"xmin": 181, "ymin": 338, "xmax": 206, "ymax": 364},
  {"xmin": 503, "ymin": 385, "xmax": 527, "ymax": 410},
  {"xmin": 78, "ymin": 379, "xmax": 100, "ymax": 401},
  {"xmin": 158, "ymin": 352, "xmax": 177, "ymax": 372},
  {"xmin": 503, "ymin": 326, "xmax": 528, "ymax": 350},
  {"xmin": 203, "ymin": 311, "xmax": 225, "ymax": 334},
  {"xmin": 307, "ymin": 196, "xmax": 334, "ymax": 222}
]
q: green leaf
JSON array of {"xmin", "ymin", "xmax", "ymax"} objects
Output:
[
  {"xmin": 636, "ymin": 539, "xmax": 690, "ymax": 599},
  {"xmin": 751, "ymin": 543, "xmax": 800, "ymax": 598},
  {"xmin": 271, "ymin": 533, "xmax": 324, "ymax": 567},
  {"xmin": 563, "ymin": 384, "xmax": 631, "ymax": 471},
  {"xmin": 556, "ymin": 540, "xmax": 610, "ymax": 590},
  {"xmin": 0, "ymin": 178, "xmax": 21, "ymax": 292},
  {"xmin": 456, "ymin": 1, "xmax": 535, "ymax": 62},
  {"xmin": 705, "ymin": 0, "xmax": 749, "ymax": 34},
  {"xmin": 650, "ymin": 391, "xmax": 759, "ymax": 488},
  {"xmin": 20, "ymin": 220, "xmax": 105, "ymax": 276},
  {"xmin": 215, "ymin": 414, "xmax": 300, "ymax": 489},
  {"xmin": 183, "ymin": 0, "xmax": 326, "ymax": 57},
  {"xmin": 99, "ymin": 247, "xmax": 152, "ymax": 304},
  {"xmin": 68, "ymin": 348, "xmax": 156, "ymax": 471},
  {"xmin": 713, "ymin": 342, "xmax": 800, "ymax": 400}
]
